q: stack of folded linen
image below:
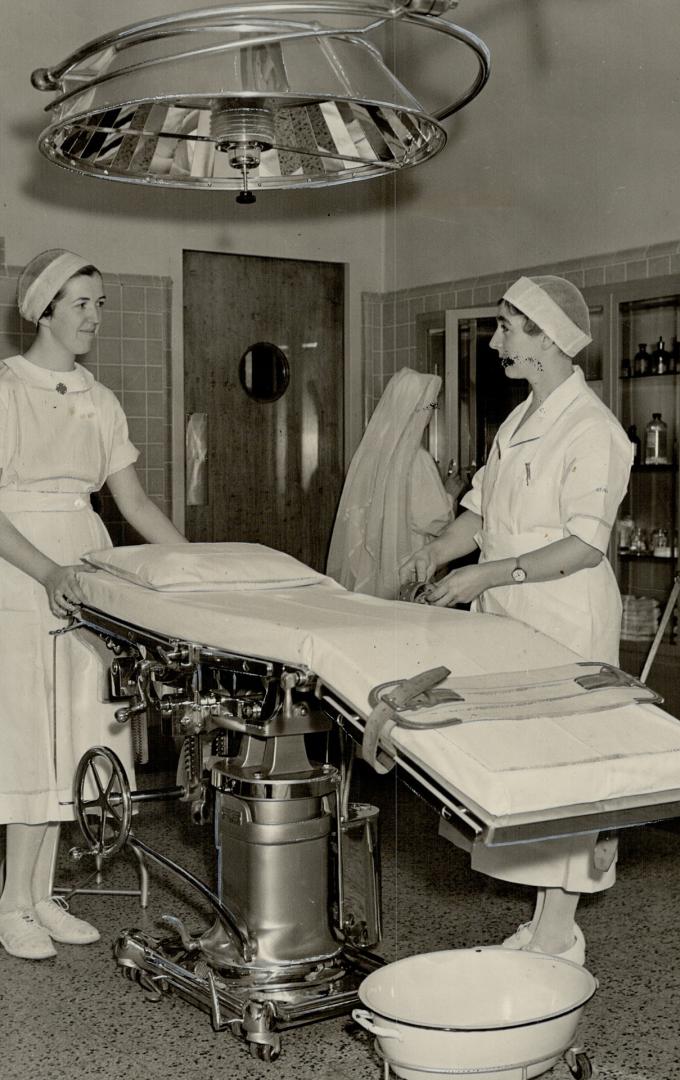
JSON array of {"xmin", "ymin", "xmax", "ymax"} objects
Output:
[{"xmin": 620, "ymin": 594, "xmax": 661, "ymax": 641}]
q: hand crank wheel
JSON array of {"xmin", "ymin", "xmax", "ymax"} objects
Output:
[{"xmin": 74, "ymin": 745, "xmax": 132, "ymax": 858}]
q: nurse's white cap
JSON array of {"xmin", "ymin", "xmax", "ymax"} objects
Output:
[
  {"xmin": 17, "ymin": 249, "xmax": 93, "ymax": 325},
  {"xmin": 502, "ymin": 275, "xmax": 592, "ymax": 358}
]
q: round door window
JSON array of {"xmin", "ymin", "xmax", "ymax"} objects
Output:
[{"xmin": 239, "ymin": 342, "xmax": 290, "ymax": 403}]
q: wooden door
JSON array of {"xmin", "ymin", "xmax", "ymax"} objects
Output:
[{"xmin": 183, "ymin": 251, "xmax": 344, "ymax": 571}]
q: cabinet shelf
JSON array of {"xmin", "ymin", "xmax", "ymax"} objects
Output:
[
  {"xmin": 630, "ymin": 463, "xmax": 674, "ymax": 473},
  {"xmin": 620, "ymin": 372, "xmax": 678, "ymax": 380},
  {"xmin": 618, "ymin": 552, "xmax": 676, "ymax": 562}
]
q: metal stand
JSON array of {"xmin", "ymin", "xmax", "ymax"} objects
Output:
[
  {"xmin": 53, "ymin": 845, "xmax": 150, "ymax": 908},
  {"xmin": 641, "ymin": 574, "xmax": 680, "ymax": 684}
]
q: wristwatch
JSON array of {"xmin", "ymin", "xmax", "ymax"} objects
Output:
[{"xmin": 511, "ymin": 558, "xmax": 527, "ymax": 583}]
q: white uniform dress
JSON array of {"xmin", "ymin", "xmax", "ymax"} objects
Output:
[
  {"xmin": 459, "ymin": 365, "xmax": 633, "ymax": 891},
  {"xmin": 0, "ymin": 354, "xmax": 139, "ymax": 825}
]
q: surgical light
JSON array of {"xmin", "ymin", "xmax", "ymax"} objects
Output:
[{"xmin": 30, "ymin": 1, "xmax": 490, "ymax": 203}]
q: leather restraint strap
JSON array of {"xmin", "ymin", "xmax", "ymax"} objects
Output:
[{"xmin": 362, "ymin": 666, "xmax": 452, "ymax": 774}]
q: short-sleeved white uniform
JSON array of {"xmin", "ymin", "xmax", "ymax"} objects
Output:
[
  {"xmin": 0, "ymin": 354, "xmax": 139, "ymax": 824},
  {"xmin": 460, "ymin": 365, "xmax": 633, "ymax": 891}
]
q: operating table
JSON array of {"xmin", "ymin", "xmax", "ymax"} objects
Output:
[{"xmin": 63, "ymin": 546, "xmax": 680, "ymax": 1060}]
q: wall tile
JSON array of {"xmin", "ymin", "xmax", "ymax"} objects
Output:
[
  {"xmin": 123, "ymin": 366, "xmax": 147, "ymax": 391},
  {"xmin": 146, "ymin": 339, "xmax": 163, "ymax": 365},
  {"xmin": 98, "ymin": 363, "xmax": 123, "ymax": 391},
  {"xmin": 605, "ymin": 263, "xmax": 627, "ymax": 283},
  {"xmin": 122, "ymin": 311, "xmax": 146, "ymax": 338},
  {"xmin": 584, "ymin": 267, "xmax": 606, "ymax": 287},
  {"xmin": 145, "ymin": 287, "xmax": 165, "ymax": 313},
  {"xmin": 98, "ymin": 338, "xmax": 122, "ymax": 364},
  {"xmin": 625, "ymin": 259, "xmax": 648, "ymax": 280},
  {"xmin": 145, "ymin": 313, "xmax": 163, "ymax": 340},
  {"xmin": 122, "ymin": 338, "xmax": 146, "ymax": 364},
  {"xmin": 648, "ymin": 255, "xmax": 672, "ymax": 278},
  {"xmin": 146, "ymin": 365, "xmax": 164, "ymax": 391},
  {"xmin": 122, "ymin": 286, "xmax": 145, "ymax": 311},
  {"xmin": 99, "ymin": 310, "xmax": 122, "ymax": 337}
]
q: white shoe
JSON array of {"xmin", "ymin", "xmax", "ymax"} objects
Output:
[
  {"xmin": 34, "ymin": 897, "xmax": 100, "ymax": 945},
  {"xmin": 0, "ymin": 909, "xmax": 57, "ymax": 959},
  {"xmin": 523, "ymin": 924, "xmax": 586, "ymax": 966},
  {"xmin": 502, "ymin": 921, "xmax": 534, "ymax": 949}
]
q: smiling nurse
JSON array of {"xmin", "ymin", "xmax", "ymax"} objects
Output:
[
  {"xmin": 400, "ymin": 275, "xmax": 634, "ymax": 964},
  {"xmin": 0, "ymin": 250, "xmax": 186, "ymax": 960}
]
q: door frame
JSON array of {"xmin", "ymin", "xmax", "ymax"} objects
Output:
[{"xmin": 443, "ymin": 305, "xmax": 496, "ymax": 479}]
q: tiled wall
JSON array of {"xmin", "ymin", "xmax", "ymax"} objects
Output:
[
  {"xmin": 0, "ymin": 252, "xmax": 173, "ymax": 544},
  {"xmin": 363, "ymin": 239, "xmax": 680, "ymax": 417}
]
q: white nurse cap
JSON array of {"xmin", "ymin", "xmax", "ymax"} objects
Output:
[
  {"xmin": 502, "ymin": 275, "xmax": 592, "ymax": 358},
  {"xmin": 17, "ymin": 249, "xmax": 93, "ymax": 325}
]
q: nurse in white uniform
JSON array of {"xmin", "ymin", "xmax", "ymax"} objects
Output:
[
  {"xmin": 0, "ymin": 250, "xmax": 187, "ymax": 961},
  {"xmin": 400, "ymin": 275, "xmax": 633, "ymax": 964}
]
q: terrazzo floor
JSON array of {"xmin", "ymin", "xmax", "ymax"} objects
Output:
[{"xmin": 1, "ymin": 760, "xmax": 679, "ymax": 1080}]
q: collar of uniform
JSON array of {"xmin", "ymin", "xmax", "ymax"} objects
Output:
[
  {"xmin": 507, "ymin": 365, "xmax": 583, "ymax": 447},
  {"xmin": 3, "ymin": 354, "xmax": 95, "ymax": 393}
]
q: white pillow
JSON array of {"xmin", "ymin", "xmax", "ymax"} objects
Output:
[{"xmin": 82, "ymin": 542, "xmax": 329, "ymax": 591}]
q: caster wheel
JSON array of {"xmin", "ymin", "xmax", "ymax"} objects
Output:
[
  {"xmin": 565, "ymin": 1047, "xmax": 593, "ymax": 1079},
  {"xmin": 249, "ymin": 1042, "xmax": 280, "ymax": 1062}
]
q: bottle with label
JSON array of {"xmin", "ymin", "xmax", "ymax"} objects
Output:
[
  {"xmin": 644, "ymin": 412, "xmax": 668, "ymax": 464},
  {"xmin": 650, "ymin": 336, "xmax": 670, "ymax": 375},
  {"xmin": 633, "ymin": 343, "xmax": 649, "ymax": 377},
  {"xmin": 627, "ymin": 424, "xmax": 641, "ymax": 463}
]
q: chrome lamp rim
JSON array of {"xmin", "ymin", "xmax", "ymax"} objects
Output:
[{"xmin": 30, "ymin": 1, "xmax": 491, "ymax": 201}]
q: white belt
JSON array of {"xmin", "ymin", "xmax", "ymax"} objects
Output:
[
  {"xmin": 0, "ymin": 490, "xmax": 92, "ymax": 512},
  {"xmin": 476, "ymin": 528, "xmax": 564, "ymax": 560}
]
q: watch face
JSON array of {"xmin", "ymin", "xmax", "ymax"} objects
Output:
[{"xmin": 511, "ymin": 566, "xmax": 527, "ymax": 583}]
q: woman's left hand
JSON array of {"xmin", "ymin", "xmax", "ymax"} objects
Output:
[{"xmin": 423, "ymin": 563, "xmax": 493, "ymax": 607}]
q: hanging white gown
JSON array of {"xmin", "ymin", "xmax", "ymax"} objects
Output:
[
  {"xmin": 460, "ymin": 365, "xmax": 633, "ymax": 891},
  {"xmin": 327, "ymin": 368, "xmax": 452, "ymax": 599},
  {"xmin": 0, "ymin": 354, "xmax": 139, "ymax": 825}
]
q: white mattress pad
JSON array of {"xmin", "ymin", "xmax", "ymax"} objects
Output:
[{"xmin": 77, "ymin": 571, "xmax": 680, "ymax": 831}]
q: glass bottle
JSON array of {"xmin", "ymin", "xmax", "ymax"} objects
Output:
[
  {"xmin": 633, "ymin": 343, "xmax": 649, "ymax": 377},
  {"xmin": 629, "ymin": 525, "xmax": 647, "ymax": 554},
  {"xmin": 627, "ymin": 424, "xmax": 641, "ymax": 463},
  {"xmin": 617, "ymin": 514, "xmax": 635, "ymax": 552},
  {"xmin": 651, "ymin": 336, "xmax": 670, "ymax": 375},
  {"xmin": 651, "ymin": 527, "xmax": 671, "ymax": 557},
  {"xmin": 644, "ymin": 412, "xmax": 668, "ymax": 465}
]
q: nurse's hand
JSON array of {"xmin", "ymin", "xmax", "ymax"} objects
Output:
[
  {"xmin": 43, "ymin": 564, "xmax": 93, "ymax": 619},
  {"xmin": 424, "ymin": 564, "xmax": 491, "ymax": 607},
  {"xmin": 399, "ymin": 543, "xmax": 439, "ymax": 586}
]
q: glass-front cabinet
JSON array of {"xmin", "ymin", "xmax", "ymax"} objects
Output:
[{"xmin": 604, "ymin": 279, "xmax": 680, "ymax": 707}]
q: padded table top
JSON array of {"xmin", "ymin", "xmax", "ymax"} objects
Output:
[{"xmin": 77, "ymin": 571, "xmax": 680, "ymax": 837}]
